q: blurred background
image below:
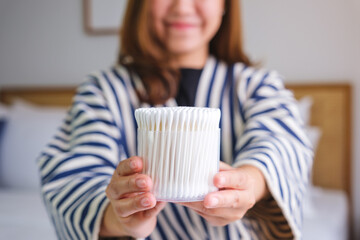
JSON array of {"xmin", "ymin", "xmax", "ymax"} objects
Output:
[{"xmin": 0, "ymin": 0, "xmax": 359, "ymax": 239}]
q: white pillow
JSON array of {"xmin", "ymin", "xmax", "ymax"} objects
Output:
[
  {"xmin": 0, "ymin": 103, "xmax": 9, "ymax": 118},
  {"xmin": 296, "ymin": 96, "xmax": 323, "ymax": 215},
  {"xmin": 297, "ymin": 96, "xmax": 322, "ymax": 188},
  {"xmin": 0, "ymin": 99, "xmax": 68, "ymax": 190},
  {"xmin": 297, "ymin": 96, "xmax": 322, "ymax": 149},
  {"xmin": 305, "ymin": 126, "xmax": 322, "ymax": 152},
  {"xmin": 297, "ymin": 96, "xmax": 313, "ymax": 126}
]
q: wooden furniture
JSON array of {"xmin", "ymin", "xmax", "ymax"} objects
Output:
[
  {"xmin": 287, "ymin": 84, "xmax": 352, "ymax": 197},
  {"xmin": 0, "ymin": 87, "xmax": 75, "ymax": 107},
  {"xmin": 288, "ymin": 83, "xmax": 352, "ymax": 239}
]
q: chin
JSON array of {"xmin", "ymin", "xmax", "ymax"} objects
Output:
[{"xmin": 167, "ymin": 43, "xmax": 202, "ymax": 55}]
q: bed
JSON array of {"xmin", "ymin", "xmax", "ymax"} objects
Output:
[{"xmin": 0, "ymin": 83, "xmax": 352, "ymax": 239}]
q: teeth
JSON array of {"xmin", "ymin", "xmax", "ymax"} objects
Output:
[{"xmin": 135, "ymin": 107, "xmax": 221, "ymax": 202}]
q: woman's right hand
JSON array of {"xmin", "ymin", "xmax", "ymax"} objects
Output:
[{"xmin": 100, "ymin": 156, "xmax": 166, "ymax": 238}]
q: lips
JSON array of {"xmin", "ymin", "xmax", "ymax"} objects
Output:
[
  {"xmin": 170, "ymin": 22, "xmax": 194, "ymax": 29},
  {"xmin": 168, "ymin": 21, "xmax": 198, "ymax": 30}
]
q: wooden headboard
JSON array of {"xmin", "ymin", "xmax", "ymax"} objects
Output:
[
  {"xmin": 0, "ymin": 87, "xmax": 76, "ymax": 107},
  {"xmin": 0, "ymin": 84, "xmax": 352, "ymax": 197},
  {"xmin": 289, "ymin": 83, "xmax": 353, "ymax": 239},
  {"xmin": 288, "ymin": 84, "xmax": 352, "ymax": 198}
]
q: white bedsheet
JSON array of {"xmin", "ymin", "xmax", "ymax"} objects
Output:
[
  {"xmin": 0, "ymin": 189, "xmax": 57, "ymax": 240},
  {"xmin": 302, "ymin": 186, "xmax": 349, "ymax": 240},
  {"xmin": 0, "ymin": 186, "xmax": 349, "ymax": 240}
]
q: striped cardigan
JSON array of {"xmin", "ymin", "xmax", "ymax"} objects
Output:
[{"xmin": 38, "ymin": 56, "xmax": 313, "ymax": 240}]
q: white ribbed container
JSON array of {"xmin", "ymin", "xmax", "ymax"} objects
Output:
[{"xmin": 135, "ymin": 107, "xmax": 220, "ymax": 202}]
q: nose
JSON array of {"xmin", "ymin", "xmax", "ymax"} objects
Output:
[{"xmin": 170, "ymin": 0, "xmax": 196, "ymax": 16}]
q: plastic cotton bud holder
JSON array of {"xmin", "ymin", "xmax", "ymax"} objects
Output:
[{"xmin": 135, "ymin": 107, "xmax": 221, "ymax": 202}]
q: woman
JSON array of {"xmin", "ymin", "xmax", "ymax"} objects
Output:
[{"xmin": 38, "ymin": 0, "xmax": 313, "ymax": 239}]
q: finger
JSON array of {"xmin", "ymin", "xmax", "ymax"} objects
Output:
[
  {"xmin": 178, "ymin": 201, "xmax": 211, "ymax": 214},
  {"xmin": 194, "ymin": 209, "xmax": 239, "ymax": 227},
  {"xmin": 214, "ymin": 169, "xmax": 249, "ymax": 189},
  {"xmin": 144, "ymin": 201, "xmax": 167, "ymax": 218},
  {"xmin": 204, "ymin": 190, "xmax": 255, "ymax": 209},
  {"xmin": 219, "ymin": 161, "xmax": 233, "ymax": 171},
  {"xmin": 112, "ymin": 192, "xmax": 156, "ymax": 218},
  {"xmin": 107, "ymin": 174, "xmax": 152, "ymax": 200},
  {"xmin": 116, "ymin": 156, "xmax": 143, "ymax": 176},
  {"xmin": 177, "ymin": 201, "xmax": 203, "ymax": 210},
  {"xmin": 179, "ymin": 201, "xmax": 234, "ymax": 217}
]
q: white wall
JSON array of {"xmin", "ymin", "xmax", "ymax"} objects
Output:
[
  {"xmin": 0, "ymin": 0, "xmax": 359, "ymax": 238},
  {"xmin": 242, "ymin": 0, "xmax": 357, "ymax": 80},
  {"xmin": 0, "ymin": 0, "xmax": 117, "ymax": 87}
]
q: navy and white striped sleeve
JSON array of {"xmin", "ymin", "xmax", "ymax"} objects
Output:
[
  {"xmin": 37, "ymin": 77, "xmax": 120, "ymax": 240},
  {"xmin": 233, "ymin": 70, "xmax": 313, "ymax": 239}
]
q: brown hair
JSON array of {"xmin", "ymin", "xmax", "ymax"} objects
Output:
[{"xmin": 118, "ymin": 0, "xmax": 251, "ymax": 105}]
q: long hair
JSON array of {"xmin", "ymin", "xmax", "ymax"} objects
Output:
[{"xmin": 118, "ymin": 0, "xmax": 251, "ymax": 104}]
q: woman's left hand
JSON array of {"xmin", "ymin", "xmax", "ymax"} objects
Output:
[{"xmin": 178, "ymin": 162, "xmax": 269, "ymax": 226}]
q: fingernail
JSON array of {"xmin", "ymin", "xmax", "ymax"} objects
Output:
[
  {"xmin": 141, "ymin": 197, "xmax": 151, "ymax": 207},
  {"xmin": 130, "ymin": 160, "xmax": 137, "ymax": 169},
  {"xmin": 218, "ymin": 176, "xmax": 225, "ymax": 187},
  {"xmin": 136, "ymin": 179, "xmax": 147, "ymax": 188},
  {"xmin": 209, "ymin": 197, "xmax": 219, "ymax": 207}
]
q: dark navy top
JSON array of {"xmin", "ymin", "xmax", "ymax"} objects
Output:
[{"xmin": 176, "ymin": 68, "xmax": 203, "ymax": 107}]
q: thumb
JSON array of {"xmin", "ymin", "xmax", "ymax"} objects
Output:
[{"xmin": 219, "ymin": 161, "xmax": 233, "ymax": 171}]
